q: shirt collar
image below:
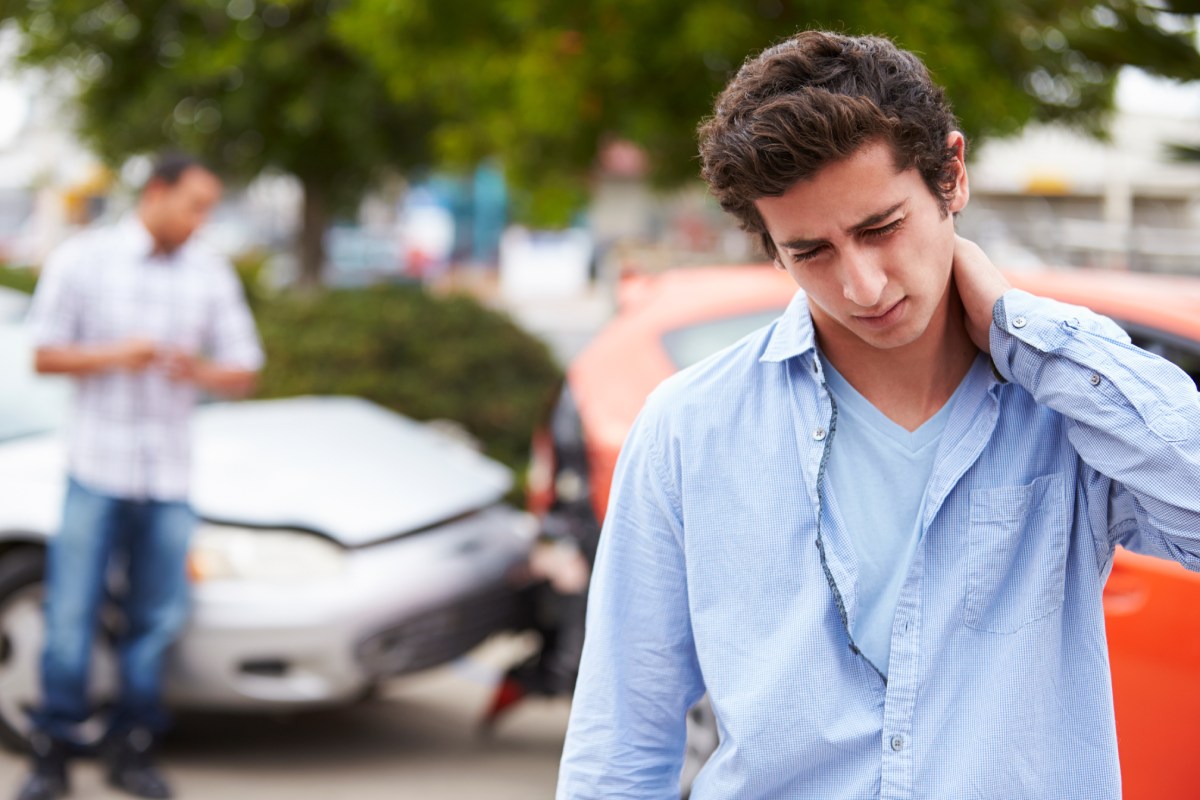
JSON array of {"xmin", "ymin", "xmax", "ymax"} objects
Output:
[
  {"xmin": 118, "ymin": 214, "xmax": 157, "ymax": 257},
  {"xmin": 118, "ymin": 213, "xmax": 186, "ymax": 263},
  {"xmin": 760, "ymin": 289, "xmax": 817, "ymax": 363},
  {"xmin": 759, "ymin": 291, "xmax": 1007, "ymax": 393}
]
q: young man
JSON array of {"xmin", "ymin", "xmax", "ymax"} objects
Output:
[
  {"xmin": 18, "ymin": 154, "xmax": 263, "ymax": 800},
  {"xmin": 557, "ymin": 31, "xmax": 1200, "ymax": 799}
]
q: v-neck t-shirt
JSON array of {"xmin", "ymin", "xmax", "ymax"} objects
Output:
[{"xmin": 819, "ymin": 353, "xmax": 988, "ymax": 676}]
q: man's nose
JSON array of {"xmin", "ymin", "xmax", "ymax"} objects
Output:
[{"xmin": 841, "ymin": 248, "xmax": 887, "ymax": 308}]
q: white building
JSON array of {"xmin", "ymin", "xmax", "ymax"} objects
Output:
[{"xmin": 966, "ymin": 69, "xmax": 1200, "ymax": 273}]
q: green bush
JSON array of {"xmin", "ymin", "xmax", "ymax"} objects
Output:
[
  {"xmin": 0, "ymin": 264, "xmax": 563, "ymax": 483},
  {"xmin": 254, "ymin": 285, "xmax": 562, "ymax": 477},
  {"xmin": 0, "ymin": 265, "xmax": 39, "ymax": 295}
]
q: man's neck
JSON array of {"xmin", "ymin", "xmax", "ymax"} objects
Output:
[
  {"xmin": 135, "ymin": 208, "xmax": 174, "ymax": 257},
  {"xmin": 815, "ymin": 285, "xmax": 979, "ymax": 432}
]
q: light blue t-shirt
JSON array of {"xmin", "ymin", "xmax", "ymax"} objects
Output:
[{"xmin": 820, "ymin": 353, "xmax": 987, "ymax": 676}]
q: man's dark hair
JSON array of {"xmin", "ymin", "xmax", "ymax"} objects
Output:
[
  {"xmin": 698, "ymin": 31, "xmax": 961, "ymax": 260},
  {"xmin": 143, "ymin": 152, "xmax": 213, "ymax": 191}
]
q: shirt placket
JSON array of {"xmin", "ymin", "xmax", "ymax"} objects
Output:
[
  {"xmin": 792, "ymin": 354, "xmax": 877, "ymax": 677},
  {"xmin": 880, "ymin": 544, "xmax": 923, "ymax": 799},
  {"xmin": 880, "ymin": 376, "xmax": 1004, "ymax": 800}
]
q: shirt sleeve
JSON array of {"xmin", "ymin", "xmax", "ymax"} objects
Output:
[
  {"xmin": 204, "ymin": 262, "xmax": 264, "ymax": 371},
  {"xmin": 557, "ymin": 400, "xmax": 705, "ymax": 799},
  {"xmin": 989, "ymin": 289, "xmax": 1200, "ymax": 571},
  {"xmin": 25, "ymin": 243, "xmax": 83, "ymax": 348}
]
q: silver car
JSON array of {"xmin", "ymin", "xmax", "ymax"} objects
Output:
[{"xmin": 0, "ymin": 306, "xmax": 538, "ymax": 749}]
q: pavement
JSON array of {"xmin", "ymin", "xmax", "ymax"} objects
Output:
[{"xmin": 0, "ymin": 636, "xmax": 569, "ymax": 799}]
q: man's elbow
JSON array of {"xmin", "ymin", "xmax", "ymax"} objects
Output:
[{"xmin": 222, "ymin": 370, "xmax": 259, "ymax": 399}]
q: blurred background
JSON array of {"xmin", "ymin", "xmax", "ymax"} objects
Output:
[{"xmin": 0, "ymin": 1, "xmax": 1198, "ymax": 798}]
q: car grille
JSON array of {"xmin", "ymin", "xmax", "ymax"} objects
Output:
[{"xmin": 355, "ymin": 584, "xmax": 522, "ymax": 678}]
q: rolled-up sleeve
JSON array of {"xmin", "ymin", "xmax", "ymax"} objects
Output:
[
  {"xmin": 26, "ymin": 244, "xmax": 83, "ymax": 348},
  {"xmin": 990, "ymin": 289, "xmax": 1200, "ymax": 570},
  {"xmin": 557, "ymin": 399, "xmax": 705, "ymax": 799},
  {"xmin": 204, "ymin": 264, "xmax": 264, "ymax": 371}
]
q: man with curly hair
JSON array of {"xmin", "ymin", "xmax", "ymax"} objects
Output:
[{"xmin": 558, "ymin": 31, "xmax": 1200, "ymax": 799}]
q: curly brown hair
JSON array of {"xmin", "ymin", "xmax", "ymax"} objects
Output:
[{"xmin": 698, "ymin": 31, "xmax": 961, "ymax": 260}]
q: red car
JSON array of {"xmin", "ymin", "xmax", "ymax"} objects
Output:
[{"xmin": 529, "ymin": 265, "xmax": 1200, "ymax": 800}]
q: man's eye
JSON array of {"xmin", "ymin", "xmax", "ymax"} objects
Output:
[
  {"xmin": 863, "ymin": 218, "xmax": 904, "ymax": 239},
  {"xmin": 790, "ymin": 247, "xmax": 825, "ymax": 263}
]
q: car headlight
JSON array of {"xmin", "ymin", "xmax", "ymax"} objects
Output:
[{"xmin": 188, "ymin": 523, "xmax": 347, "ymax": 583}]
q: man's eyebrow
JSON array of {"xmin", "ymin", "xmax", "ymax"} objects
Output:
[{"xmin": 778, "ymin": 201, "xmax": 908, "ymax": 251}]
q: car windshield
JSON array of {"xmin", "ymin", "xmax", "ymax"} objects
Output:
[
  {"xmin": 0, "ymin": 324, "xmax": 70, "ymax": 442},
  {"xmin": 661, "ymin": 309, "xmax": 784, "ymax": 370}
]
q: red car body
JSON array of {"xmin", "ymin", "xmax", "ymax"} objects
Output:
[{"xmin": 533, "ymin": 265, "xmax": 1200, "ymax": 800}]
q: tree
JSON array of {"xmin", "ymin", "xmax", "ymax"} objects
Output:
[
  {"xmin": 339, "ymin": 0, "xmax": 1200, "ymax": 226},
  {"xmin": 0, "ymin": 0, "xmax": 435, "ymax": 287}
]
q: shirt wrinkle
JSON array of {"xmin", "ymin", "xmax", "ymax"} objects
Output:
[
  {"xmin": 560, "ymin": 290, "xmax": 1200, "ymax": 800},
  {"xmin": 25, "ymin": 216, "xmax": 263, "ymax": 501}
]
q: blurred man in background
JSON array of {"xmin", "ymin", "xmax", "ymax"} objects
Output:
[{"xmin": 16, "ymin": 153, "xmax": 263, "ymax": 800}]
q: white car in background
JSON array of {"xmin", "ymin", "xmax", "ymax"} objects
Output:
[{"xmin": 0, "ymin": 293, "xmax": 537, "ymax": 749}]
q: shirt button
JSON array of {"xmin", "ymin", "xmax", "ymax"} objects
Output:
[
  {"xmin": 890, "ymin": 735, "xmax": 905, "ymax": 752},
  {"xmin": 1089, "ymin": 372, "xmax": 1101, "ymax": 386},
  {"xmin": 812, "ymin": 427, "xmax": 827, "ymax": 441},
  {"xmin": 1012, "ymin": 316, "xmax": 1027, "ymax": 329}
]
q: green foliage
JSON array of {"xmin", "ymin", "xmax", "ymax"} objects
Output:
[
  {"xmin": 1168, "ymin": 141, "xmax": 1200, "ymax": 161},
  {"xmin": 339, "ymin": 0, "xmax": 1200, "ymax": 223},
  {"xmin": 254, "ymin": 285, "xmax": 562, "ymax": 473},
  {"xmin": 3, "ymin": 1, "xmax": 1197, "ymax": 231},
  {"xmin": 0, "ymin": 0, "xmax": 436, "ymax": 283},
  {"xmin": 0, "ymin": 266, "xmax": 39, "ymax": 296},
  {"xmin": 0, "ymin": 0, "xmax": 432, "ymax": 198}
]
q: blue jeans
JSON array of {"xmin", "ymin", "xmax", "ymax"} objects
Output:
[{"xmin": 32, "ymin": 478, "xmax": 194, "ymax": 744}]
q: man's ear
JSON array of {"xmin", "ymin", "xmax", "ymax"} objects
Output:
[{"xmin": 946, "ymin": 130, "xmax": 969, "ymax": 214}]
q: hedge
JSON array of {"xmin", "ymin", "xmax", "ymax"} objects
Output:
[
  {"xmin": 254, "ymin": 285, "xmax": 562, "ymax": 473},
  {"xmin": 0, "ymin": 264, "xmax": 562, "ymax": 485}
]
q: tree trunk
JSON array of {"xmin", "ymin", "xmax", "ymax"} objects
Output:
[{"xmin": 297, "ymin": 179, "xmax": 329, "ymax": 290}]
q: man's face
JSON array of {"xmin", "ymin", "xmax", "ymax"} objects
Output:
[
  {"xmin": 144, "ymin": 167, "xmax": 222, "ymax": 252},
  {"xmin": 754, "ymin": 136, "xmax": 968, "ymax": 355}
]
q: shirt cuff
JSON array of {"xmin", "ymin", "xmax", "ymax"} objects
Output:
[{"xmin": 989, "ymin": 288, "xmax": 1133, "ymax": 388}]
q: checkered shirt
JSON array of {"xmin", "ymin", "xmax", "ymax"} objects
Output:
[{"xmin": 26, "ymin": 216, "xmax": 263, "ymax": 501}]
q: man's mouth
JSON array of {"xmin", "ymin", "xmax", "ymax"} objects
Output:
[{"xmin": 853, "ymin": 297, "xmax": 906, "ymax": 328}]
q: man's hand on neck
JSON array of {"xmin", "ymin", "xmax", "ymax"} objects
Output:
[{"xmin": 951, "ymin": 236, "xmax": 1011, "ymax": 354}]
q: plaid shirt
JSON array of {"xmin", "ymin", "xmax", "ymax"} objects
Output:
[{"xmin": 27, "ymin": 216, "xmax": 264, "ymax": 501}]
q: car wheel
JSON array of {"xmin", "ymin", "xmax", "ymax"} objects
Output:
[
  {"xmin": 0, "ymin": 548, "xmax": 118, "ymax": 753},
  {"xmin": 680, "ymin": 696, "xmax": 719, "ymax": 798}
]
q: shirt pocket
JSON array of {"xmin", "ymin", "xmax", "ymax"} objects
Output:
[{"xmin": 965, "ymin": 475, "xmax": 1068, "ymax": 634}]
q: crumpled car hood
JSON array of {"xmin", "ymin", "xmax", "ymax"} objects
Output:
[{"xmin": 0, "ymin": 396, "xmax": 513, "ymax": 547}]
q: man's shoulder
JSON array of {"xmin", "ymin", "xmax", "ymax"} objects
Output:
[
  {"xmin": 642, "ymin": 316, "xmax": 801, "ymax": 430},
  {"xmin": 177, "ymin": 240, "xmax": 241, "ymax": 288},
  {"xmin": 43, "ymin": 225, "xmax": 113, "ymax": 268}
]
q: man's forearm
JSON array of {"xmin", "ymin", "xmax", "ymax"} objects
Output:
[
  {"xmin": 194, "ymin": 363, "xmax": 258, "ymax": 398},
  {"xmin": 35, "ymin": 344, "xmax": 132, "ymax": 375}
]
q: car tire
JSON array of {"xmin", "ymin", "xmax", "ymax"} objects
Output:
[
  {"xmin": 680, "ymin": 696, "xmax": 719, "ymax": 798},
  {"xmin": 0, "ymin": 547, "xmax": 119, "ymax": 753},
  {"xmin": 0, "ymin": 548, "xmax": 47, "ymax": 752}
]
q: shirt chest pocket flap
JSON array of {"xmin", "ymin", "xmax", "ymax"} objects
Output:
[{"xmin": 966, "ymin": 474, "xmax": 1069, "ymax": 634}]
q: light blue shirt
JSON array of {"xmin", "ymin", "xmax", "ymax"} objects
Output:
[
  {"xmin": 819, "ymin": 353, "xmax": 984, "ymax": 676},
  {"xmin": 557, "ymin": 290, "xmax": 1200, "ymax": 800}
]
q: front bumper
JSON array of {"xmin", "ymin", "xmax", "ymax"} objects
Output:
[{"xmin": 164, "ymin": 504, "xmax": 536, "ymax": 711}]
